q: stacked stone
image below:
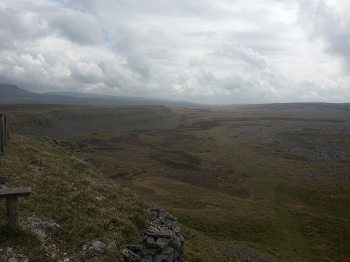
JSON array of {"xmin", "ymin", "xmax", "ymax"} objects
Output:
[
  {"xmin": 0, "ymin": 247, "xmax": 29, "ymax": 262},
  {"xmin": 123, "ymin": 206, "xmax": 184, "ymax": 262}
]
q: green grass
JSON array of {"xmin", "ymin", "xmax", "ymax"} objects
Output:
[
  {"xmin": 0, "ymin": 225, "xmax": 43, "ymax": 261},
  {"xmin": 0, "ymin": 134, "xmax": 147, "ymax": 261}
]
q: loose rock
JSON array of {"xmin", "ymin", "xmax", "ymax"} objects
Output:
[
  {"xmin": 124, "ymin": 206, "xmax": 184, "ymax": 262},
  {"xmin": 21, "ymin": 216, "xmax": 59, "ymax": 242},
  {"xmin": 0, "ymin": 248, "xmax": 29, "ymax": 262}
]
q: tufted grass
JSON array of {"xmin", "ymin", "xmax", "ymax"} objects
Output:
[{"xmin": 0, "ymin": 134, "xmax": 147, "ymax": 261}]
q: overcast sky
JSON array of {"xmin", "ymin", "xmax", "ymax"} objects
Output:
[{"xmin": 0, "ymin": 0, "xmax": 349, "ymax": 105}]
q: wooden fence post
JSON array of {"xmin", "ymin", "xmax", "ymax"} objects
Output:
[
  {"xmin": 0, "ymin": 114, "xmax": 4, "ymax": 152},
  {"xmin": 0, "ymin": 114, "xmax": 11, "ymax": 163},
  {"xmin": 6, "ymin": 197, "xmax": 19, "ymax": 228},
  {"xmin": 4, "ymin": 115, "xmax": 6, "ymax": 147},
  {"xmin": 6, "ymin": 115, "xmax": 10, "ymax": 142},
  {"xmin": 0, "ymin": 114, "xmax": 2, "ymax": 163},
  {"xmin": 4, "ymin": 115, "xmax": 10, "ymax": 146}
]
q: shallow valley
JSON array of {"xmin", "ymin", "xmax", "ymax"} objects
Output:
[
  {"xmin": 59, "ymin": 104, "xmax": 350, "ymax": 261},
  {"xmin": 2, "ymin": 103, "xmax": 350, "ymax": 261}
]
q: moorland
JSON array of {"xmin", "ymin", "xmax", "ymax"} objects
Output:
[{"xmin": 1, "ymin": 102, "xmax": 350, "ymax": 261}]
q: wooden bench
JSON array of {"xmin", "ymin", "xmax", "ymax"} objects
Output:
[{"xmin": 0, "ymin": 187, "xmax": 31, "ymax": 228}]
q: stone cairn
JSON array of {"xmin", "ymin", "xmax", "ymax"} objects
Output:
[{"xmin": 123, "ymin": 206, "xmax": 184, "ymax": 262}]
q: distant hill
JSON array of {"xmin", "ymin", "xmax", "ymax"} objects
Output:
[
  {"xmin": 45, "ymin": 91, "xmax": 201, "ymax": 105},
  {"xmin": 46, "ymin": 91, "xmax": 189, "ymax": 103},
  {"xmin": 0, "ymin": 83, "xmax": 201, "ymax": 106},
  {"xmin": 0, "ymin": 83, "xmax": 40, "ymax": 98}
]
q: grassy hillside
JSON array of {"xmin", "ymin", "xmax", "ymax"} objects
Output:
[{"xmin": 0, "ymin": 134, "xmax": 147, "ymax": 261}]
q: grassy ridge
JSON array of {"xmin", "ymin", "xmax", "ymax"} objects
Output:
[{"xmin": 0, "ymin": 134, "xmax": 147, "ymax": 261}]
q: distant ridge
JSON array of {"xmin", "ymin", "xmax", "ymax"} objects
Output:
[
  {"xmin": 45, "ymin": 91, "xmax": 200, "ymax": 105},
  {"xmin": 0, "ymin": 83, "xmax": 37, "ymax": 98},
  {"xmin": 0, "ymin": 83, "xmax": 201, "ymax": 107}
]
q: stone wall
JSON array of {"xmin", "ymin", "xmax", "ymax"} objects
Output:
[{"xmin": 123, "ymin": 206, "xmax": 184, "ymax": 262}]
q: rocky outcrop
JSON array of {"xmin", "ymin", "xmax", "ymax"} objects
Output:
[
  {"xmin": 123, "ymin": 206, "xmax": 184, "ymax": 262},
  {"xmin": 285, "ymin": 147, "xmax": 349, "ymax": 161}
]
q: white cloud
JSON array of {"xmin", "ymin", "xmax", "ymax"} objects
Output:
[
  {"xmin": 217, "ymin": 44, "xmax": 269, "ymax": 71},
  {"xmin": 0, "ymin": 0, "xmax": 349, "ymax": 104},
  {"xmin": 48, "ymin": 10, "xmax": 103, "ymax": 45},
  {"xmin": 297, "ymin": 0, "xmax": 350, "ymax": 73}
]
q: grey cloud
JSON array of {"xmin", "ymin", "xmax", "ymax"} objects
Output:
[
  {"xmin": 188, "ymin": 56, "xmax": 206, "ymax": 67},
  {"xmin": 229, "ymin": 29, "xmax": 291, "ymax": 57},
  {"xmin": 66, "ymin": 0, "xmax": 99, "ymax": 13},
  {"xmin": 127, "ymin": 54, "xmax": 153, "ymax": 80},
  {"xmin": 0, "ymin": 0, "xmax": 349, "ymax": 104},
  {"xmin": 97, "ymin": 60, "xmax": 133, "ymax": 90},
  {"xmin": 48, "ymin": 10, "xmax": 103, "ymax": 45},
  {"xmin": 98, "ymin": 0, "xmax": 229, "ymax": 19},
  {"xmin": 218, "ymin": 44, "xmax": 268, "ymax": 70},
  {"xmin": 0, "ymin": 1, "xmax": 103, "ymax": 48},
  {"xmin": 0, "ymin": 49, "xmax": 72, "ymax": 93},
  {"xmin": 110, "ymin": 26, "xmax": 153, "ymax": 80},
  {"xmin": 297, "ymin": 0, "xmax": 350, "ymax": 73},
  {"xmin": 69, "ymin": 61, "xmax": 104, "ymax": 83},
  {"xmin": 194, "ymin": 68, "xmax": 217, "ymax": 85},
  {"xmin": 184, "ymin": 31, "xmax": 217, "ymax": 38},
  {"xmin": 299, "ymin": 80, "xmax": 314, "ymax": 88},
  {"xmin": 145, "ymin": 49, "xmax": 175, "ymax": 62},
  {"xmin": 223, "ymin": 74, "xmax": 244, "ymax": 90},
  {"xmin": 111, "ymin": 26, "xmax": 137, "ymax": 54},
  {"xmin": 0, "ymin": 6, "xmax": 48, "ymax": 49}
]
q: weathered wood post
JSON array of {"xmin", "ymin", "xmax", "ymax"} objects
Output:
[
  {"xmin": 5, "ymin": 115, "xmax": 10, "ymax": 146},
  {"xmin": 0, "ymin": 187, "xmax": 32, "ymax": 228},
  {"xmin": 0, "ymin": 114, "xmax": 2, "ymax": 162},
  {"xmin": 0, "ymin": 114, "xmax": 11, "ymax": 163},
  {"xmin": 0, "ymin": 114, "xmax": 4, "ymax": 152},
  {"xmin": 7, "ymin": 115, "xmax": 10, "ymax": 141},
  {"xmin": 6, "ymin": 197, "xmax": 20, "ymax": 228}
]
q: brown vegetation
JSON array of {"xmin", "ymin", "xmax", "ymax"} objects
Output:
[{"xmin": 1, "ymin": 103, "xmax": 350, "ymax": 261}]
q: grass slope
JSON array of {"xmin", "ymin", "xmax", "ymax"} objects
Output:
[{"xmin": 0, "ymin": 134, "xmax": 147, "ymax": 261}]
